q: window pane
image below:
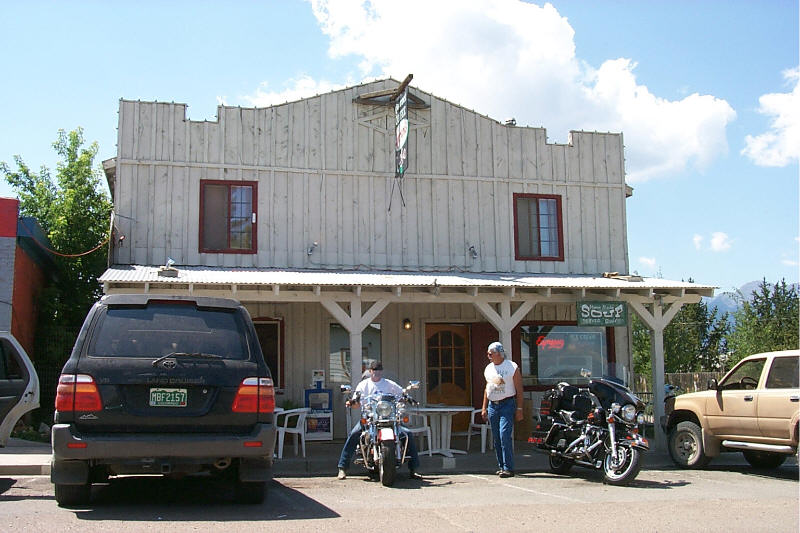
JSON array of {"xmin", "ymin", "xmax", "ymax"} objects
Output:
[
  {"xmin": 516, "ymin": 197, "xmax": 533, "ymax": 257},
  {"xmin": 520, "ymin": 325, "xmax": 606, "ymax": 385},
  {"xmin": 538, "ymin": 198, "xmax": 558, "ymax": 257},
  {"xmin": 203, "ymin": 184, "xmax": 228, "ymax": 250},
  {"xmin": 720, "ymin": 359, "xmax": 765, "ymax": 390},
  {"xmin": 229, "ymin": 185, "xmax": 252, "ymax": 249},
  {"xmin": 765, "ymin": 356, "xmax": 799, "ymax": 388}
]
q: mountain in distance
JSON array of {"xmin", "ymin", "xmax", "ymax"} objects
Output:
[{"xmin": 705, "ymin": 280, "xmax": 799, "ymax": 316}]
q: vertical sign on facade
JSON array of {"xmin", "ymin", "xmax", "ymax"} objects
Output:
[
  {"xmin": 395, "ymin": 87, "xmax": 408, "ymax": 179},
  {"xmin": 389, "ymin": 87, "xmax": 409, "ymax": 210}
]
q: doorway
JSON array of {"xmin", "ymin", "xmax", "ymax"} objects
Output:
[
  {"xmin": 425, "ymin": 324, "xmax": 471, "ymax": 430},
  {"xmin": 254, "ymin": 320, "xmax": 282, "ymax": 389}
]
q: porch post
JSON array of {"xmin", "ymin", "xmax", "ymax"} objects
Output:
[
  {"xmin": 320, "ymin": 297, "xmax": 391, "ymax": 388},
  {"xmin": 473, "ymin": 298, "xmax": 536, "ymax": 353},
  {"xmin": 627, "ymin": 297, "xmax": 686, "ymax": 453}
]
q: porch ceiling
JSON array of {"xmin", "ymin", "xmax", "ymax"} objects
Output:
[{"xmin": 99, "ymin": 265, "xmax": 716, "ymax": 303}]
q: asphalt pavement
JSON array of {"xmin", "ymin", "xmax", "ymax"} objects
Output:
[{"xmin": 0, "ymin": 435, "xmax": 735, "ymax": 478}]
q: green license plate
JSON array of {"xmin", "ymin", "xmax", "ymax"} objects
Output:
[{"xmin": 149, "ymin": 388, "xmax": 187, "ymax": 407}]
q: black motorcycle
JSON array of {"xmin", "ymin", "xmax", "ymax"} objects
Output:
[{"xmin": 529, "ymin": 370, "xmax": 649, "ymax": 485}]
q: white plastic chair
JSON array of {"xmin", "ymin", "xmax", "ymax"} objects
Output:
[
  {"xmin": 465, "ymin": 408, "xmax": 493, "ymax": 453},
  {"xmin": 276, "ymin": 408, "xmax": 310, "ymax": 459},
  {"xmin": 405, "ymin": 412, "xmax": 433, "ymax": 456}
]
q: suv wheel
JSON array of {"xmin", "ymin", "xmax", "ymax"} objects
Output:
[
  {"xmin": 668, "ymin": 421, "xmax": 711, "ymax": 468},
  {"xmin": 235, "ymin": 480, "xmax": 266, "ymax": 504},
  {"xmin": 54, "ymin": 483, "xmax": 91, "ymax": 507},
  {"xmin": 743, "ymin": 451, "xmax": 787, "ymax": 469}
]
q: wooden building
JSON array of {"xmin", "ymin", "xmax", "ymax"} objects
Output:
[{"xmin": 100, "ymin": 78, "xmax": 713, "ymax": 446}]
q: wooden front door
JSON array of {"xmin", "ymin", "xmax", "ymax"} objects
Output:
[{"xmin": 425, "ymin": 324, "xmax": 471, "ymax": 431}]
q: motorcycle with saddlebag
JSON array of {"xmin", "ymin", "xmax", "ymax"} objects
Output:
[
  {"xmin": 529, "ymin": 370, "xmax": 649, "ymax": 485},
  {"xmin": 340, "ymin": 380, "xmax": 421, "ymax": 486}
]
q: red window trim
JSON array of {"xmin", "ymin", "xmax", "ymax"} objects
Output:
[
  {"xmin": 199, "ymin": 180, "xmax": 258, "ymax": 254},
  {"xmin": 512, "ymin": 192, "xmax": 564, "ymax": 261}
]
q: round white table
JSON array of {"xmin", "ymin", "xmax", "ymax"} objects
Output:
[{"xmin": 413, "ymin": 405, "xmax": 474, "ymax": 457}]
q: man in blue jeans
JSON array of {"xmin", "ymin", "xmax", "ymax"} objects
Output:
[
  {"xmin": 337, "ymin": 360, "xmax": 421, "ymax": 480},
  {"xmin": 481, "ymin": 341, "xmax": 524, "ymax": 477}
]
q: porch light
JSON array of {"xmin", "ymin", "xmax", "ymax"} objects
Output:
[{"xmin": 402, "ymin": 318, "xmax": 412, "ymax": 331}]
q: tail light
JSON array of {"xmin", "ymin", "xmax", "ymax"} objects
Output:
[
  {"xmin": 539, "ymin": 398, "xmax": 551, "ymax": 416},
  {"xmin": 231, "ymin": 377, "xmax": 275, "ymax": 413},
  {"xmin": 55, "ymin": 374, "xmax": 103, "ymax": 412}
]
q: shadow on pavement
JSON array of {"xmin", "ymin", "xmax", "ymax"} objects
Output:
[{"xmin": 69, "ymin": 477, "xmax": 339, "ymax": 521}]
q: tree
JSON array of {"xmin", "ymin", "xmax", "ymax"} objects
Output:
[
  {"xmin": 632, "ymin": 298, "xmax": 730, "ymax": 378},
  {"xmin": 727, "ymin": 278, "xmax": 799, "ymax": 363},
  {"xmin": 1, "ymin": 128, "xmax": 112, "ymax": 419}
]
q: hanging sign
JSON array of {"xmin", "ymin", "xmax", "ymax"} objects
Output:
[
  {"xmin": 395, "ymin": 87, "xmax": 408, "ymax": 178},
  {"xmin": 576, "ymin": 301, "xmax": 628, "ymax": 327}
]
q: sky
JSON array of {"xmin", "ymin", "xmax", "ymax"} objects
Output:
[{"xmin": 1, "ymin": 0, "xmax": 797, "ymax": 294}]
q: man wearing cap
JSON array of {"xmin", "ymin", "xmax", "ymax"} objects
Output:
[
  {"xmin": 481, "ymin": 341, "xmax": 524, "ymax": 477},
  {"xmin": 337, "ymin": 360, "xmax": 421, "ymax": 480}
]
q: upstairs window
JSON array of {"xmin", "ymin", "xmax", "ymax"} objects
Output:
[
  {"xmin": 513, "ymin": 193, "xmax": 564, "ymax": 261},
  {"xmin": 200, "ymin": 180, "xmax": 257, "ymax": 253}
]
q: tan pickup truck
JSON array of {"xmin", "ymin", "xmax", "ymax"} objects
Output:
[{"xmin": 664, "ymin": 349, "xmax": 799, "ymax": 469}]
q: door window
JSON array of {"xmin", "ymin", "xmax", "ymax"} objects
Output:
[{"xmin": 765, "ymin": 356, "xmax": 799, "ymax": 389}]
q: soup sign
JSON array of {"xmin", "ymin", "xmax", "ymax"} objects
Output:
[{"xmin": 577, "ymin": 301, "xmax": 628, "ymax": 327}]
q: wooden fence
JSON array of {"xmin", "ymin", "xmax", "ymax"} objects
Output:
[{"xmin": 632, "ymin": 372, "xmax": 725, "ymax": 395}]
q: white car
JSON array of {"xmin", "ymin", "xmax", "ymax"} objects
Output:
[{"xmin": 0, "ymin": 331, "xmax": 40, "ymax": 447}]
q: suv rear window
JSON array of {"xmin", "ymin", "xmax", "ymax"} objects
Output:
[{"xmin": 88, "ymin": 302, "xmax": 249, "ymax": 360}]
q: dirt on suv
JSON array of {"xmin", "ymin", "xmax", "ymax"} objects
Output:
[
  {"xmin": 664, "ymin": 349, "xmax": 799, "ymax": 469},
  {"xmin": 51, "ymin": 294, "xmax": 277, "ymax": 506}
]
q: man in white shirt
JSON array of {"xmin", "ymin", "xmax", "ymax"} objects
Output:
[
  {"xmin": 337, "ymin": 360, "xmax": 421, "ymax": 480},
  {"xmin": 481, "ymin": 341, "xmax": 524, "ymax": 477}
]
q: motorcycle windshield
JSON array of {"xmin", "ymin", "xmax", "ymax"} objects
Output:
[{"xmin": 589, "ymin": 378, "xmax": 644, "ymax": 409}]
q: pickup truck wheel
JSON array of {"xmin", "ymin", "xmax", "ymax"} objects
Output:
[
  {"xmin": 668, "ymin": 421, "xmax": 711, "ymax": 468},
  {"xmin": 54, "ymin": 483, "xmax": 91, "ymax": 507},
  {"xmin": 743, "ymin": 451, "xmax": 787, "ymax": 469}
]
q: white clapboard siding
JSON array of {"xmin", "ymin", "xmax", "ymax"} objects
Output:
[{"xmin": 111, "ymin": 80, "xmax": 629, "ymax": 274}]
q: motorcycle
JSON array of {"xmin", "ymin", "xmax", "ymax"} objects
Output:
[
  {"xmin": 340, "ymin": 380, "xmax": 420, "ymax": 486},
  {"xmin": 529, "ymin": 369, "xmax": 649, "ymax": 486}
]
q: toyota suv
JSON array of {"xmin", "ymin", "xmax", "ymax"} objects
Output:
[
  {"xmin": 50, "ymin": 295, "xmax": 276, "ymax": 506},
  {"xmin": 664, "ymin": 349, "xmax": 799, "ymax": 469}
]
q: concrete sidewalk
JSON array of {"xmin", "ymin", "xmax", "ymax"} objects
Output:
[{"xmin": 0, "ymin": 436, "xmax": 686, "ymax": 477}]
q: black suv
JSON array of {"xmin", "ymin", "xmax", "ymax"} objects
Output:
[{"xmin": 51, "ymin": 294, "xmax": 277, "ymax": 506}]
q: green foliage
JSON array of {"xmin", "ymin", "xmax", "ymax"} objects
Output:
[
  {"xmin": 632, "ymin": 299, "xmax": 730, "ymax": 375},
  {"xmin": 727, "ymin": 279, "xmax": 799, "ymax": 364},
  {"xmin": 1, "ymin": 128, "xmax": 112, "ymax": 422}
]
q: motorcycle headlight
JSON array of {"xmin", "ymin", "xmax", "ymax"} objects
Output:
[
  {"xmin": 376, "ymin": 400, "xmax": 394, "ymax": 418},
  {"xmin": 636, "ymin": 413, "xmax": 645, "ymax": 425},
  {"xmin": 621, "ymin": 404, "xmax": 637, "ymax": 422}
]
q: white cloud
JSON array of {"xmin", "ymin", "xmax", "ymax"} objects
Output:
[
  {"xmin": 742, "ymin": 67, "xmax": 800, "ymax": 167},
  {"xmin": 782, "ymin": 258, "xmax": 799, "ymax": 267},
  {"xmin": 693, "ymin": 234, "xmax": 703, "ymax": 250},
  {"xmin": 639, "ymin": 256, "xmax": 657, "ymax": 269},
  {"xmin": 709, "ymin": 232, "xmax": 732, "ymax": 252},
  {"xmin": 297, "ymin": 0, "xmax": 735, "ymax": 183},
  {"xmin": 238, "ymin": 75, "xmax": 351, "ymax": 107}
]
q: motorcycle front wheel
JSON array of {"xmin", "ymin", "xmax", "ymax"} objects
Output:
[
  {"xmin": 602, "ymin": 446, "xmax": 641, "ymax": 486},
  {"xmin": 379, "ymin": 442, "xmax": 397, "ymax": 487}
]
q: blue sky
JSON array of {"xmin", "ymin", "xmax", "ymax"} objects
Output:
[{"xmin": 1, "ymin": 0, "xmax": 797, "ymax": 293}]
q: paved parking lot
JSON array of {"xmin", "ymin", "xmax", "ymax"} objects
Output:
[{"xmin": 0, "ymin": 459, "xmax": 797, "ymax": 532}]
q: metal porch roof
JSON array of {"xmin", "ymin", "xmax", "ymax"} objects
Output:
[{"xmin": 99, "ymin": 265, "xmax": 716, "ymax": 297}]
